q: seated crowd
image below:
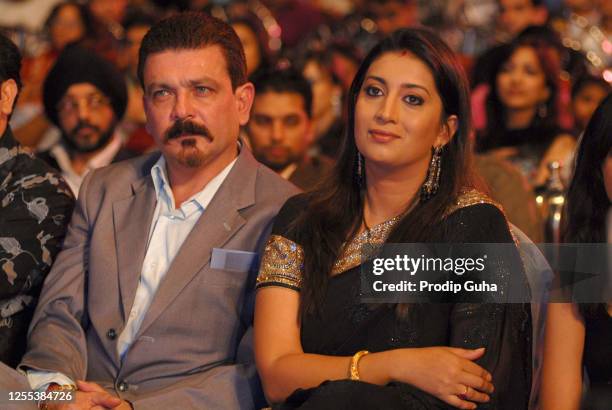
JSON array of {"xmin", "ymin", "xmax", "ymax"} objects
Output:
[{"xmin": 0, "ymin": 1, "xmax": 610, "ymax": 409}]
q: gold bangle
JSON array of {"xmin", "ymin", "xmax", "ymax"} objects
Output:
[{"xmin": 349, "ymin": 350, "xmax": 370, "ymax": 380}]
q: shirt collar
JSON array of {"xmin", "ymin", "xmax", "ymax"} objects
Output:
[{"xmin": 151, "ymin": 153, "xmax": 238, "ymax": 215}]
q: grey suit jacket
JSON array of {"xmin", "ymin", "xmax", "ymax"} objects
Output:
[{"xmin": 18, "ymin": 147, "xmax": 298, "ymax": 409}]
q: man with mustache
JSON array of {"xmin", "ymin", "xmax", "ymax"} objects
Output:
[
  {"xmin": 38, "ymin": 44, "xmax": 137, "ymax": 195},
  {"xmin": 247, "ymin": 68, "xmax": 333, "ymax": 191},
  {"xmin": 0, "ymin": 12, "xmax": 297, "ymax": 410}
]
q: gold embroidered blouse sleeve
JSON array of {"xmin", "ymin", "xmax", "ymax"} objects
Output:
[{"xmin": 256, "ymin": 234, "xmax": 304, "ymax": 291}]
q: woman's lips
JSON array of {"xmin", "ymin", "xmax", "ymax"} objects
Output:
[{"xmin": 368, "ymin": 129, "xmax": 400, "ymax": 142}]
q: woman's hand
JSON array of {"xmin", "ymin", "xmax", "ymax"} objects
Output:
[{"xmin": 385, "ymin": 346, "xmax": 494, "ymax": 409}]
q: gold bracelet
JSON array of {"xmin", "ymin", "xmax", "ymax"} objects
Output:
[{"xmin": 349, "ymin": 350, "xmax": 370, "ymax": 380}]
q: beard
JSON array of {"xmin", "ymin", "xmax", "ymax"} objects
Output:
[
  {"xmin": 63, "ymin": 120, "xmax": 116, "ymax": 154},
  {"xmin": 164, "ymin": 119, "xmax": 213, "ymax": 168},
  {"xmin": 177, "ymin": 138, "xmax": 205, "ymax": 168},
  {"xmin": 255, "ymin": 145, "xmax": 301, "ymax": 172}
]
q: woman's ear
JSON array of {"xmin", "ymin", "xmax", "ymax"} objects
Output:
[{"xmin": 436, "ymin": 114, "xmax": 458, "ymax": 147}]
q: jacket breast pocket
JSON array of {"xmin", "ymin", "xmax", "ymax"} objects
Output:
[{"xmin": 204, "ymin": 267, "xmax": 252, "ymax": 287}]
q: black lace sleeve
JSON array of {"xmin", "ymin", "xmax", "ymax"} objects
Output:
[{"xmin": 444, "ymin": 204, "xmax": 532, "ymax": 410}]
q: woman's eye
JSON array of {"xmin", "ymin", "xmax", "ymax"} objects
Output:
[
  {"xmin": 364, "ymin": 85, "xmax": 383, "ymax": 97},
  {"xmin": 404, "ymin": 95, "xmax": 424, "ymax": 105}
]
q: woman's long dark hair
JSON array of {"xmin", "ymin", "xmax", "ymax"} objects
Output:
[
  {"xmin": 483, "ymin": 37, "xmax": 561, "ymax": 144},
  {"xmin": 288, "ymin": 28, "xmax": 475, "ymax": 317},
  {"xmin": 563, "ymin": 93, "xmax": 612, "ymax": 243},
  {"xmin": 562, "ymin": 93, "xmax": 612, "ymax": 317}
]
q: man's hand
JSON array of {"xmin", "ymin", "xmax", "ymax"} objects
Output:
[
  {"xmin": 44, "ymin": 381, "xmax": 122, "ymax": 410},
  {"xmin": 76, "ymin": 381, "xmax": 132, "ymax": 410}
]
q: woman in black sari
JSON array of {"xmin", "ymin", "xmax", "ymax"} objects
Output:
[{"xmin": 254, "ymin": 28, "xmax": 532, "ymax": 410}]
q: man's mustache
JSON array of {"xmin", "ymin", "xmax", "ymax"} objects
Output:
[
  {"xmin": 164, "ymin": 119, "xmax": 211, "ymax": 142},
  {"xmin": 71, "ymin": 120, "xmax": 101, "ymax": 135}
]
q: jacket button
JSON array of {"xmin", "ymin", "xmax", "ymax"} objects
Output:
[
  {"xmin": 117, "ymin": 381, "xmax": 129, "ymax": 392},
  {"xmin": 106, "ymin": 328, "xmax": 117, "ymax": 340}
]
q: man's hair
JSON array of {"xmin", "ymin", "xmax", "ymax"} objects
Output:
[
  {"xmin": 251, "ymin": 68, "xmax": 313, "ymax": 118},
  {"xmin": 571, "ymin": 74, "xmax": 611, "ymax": 98},
  {"xmin": 137, "ymin": 12, "xmax": 246, "ymax": 90},
  {"xmin": 0, "ymin": 32, "xmax": 22, "ymax": 90}
]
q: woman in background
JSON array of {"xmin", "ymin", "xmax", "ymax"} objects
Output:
[
  {"xmin": 255, "ymin": 28, "xmax": 532, "ymax": 410},
  {"xmin": 477, "ymin": 37, "xmax": 575, "ymax": 187},
  {"xmin": 230, "ymin": 16, "xmax": 271, "ymax": 79},
  {"xmin": 541, "ymin": 93, "xmax": 612, "ymax": 410}
]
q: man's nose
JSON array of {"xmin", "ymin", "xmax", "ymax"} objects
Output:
[
  {"xmin": 171, "ymin": 92, "xmax": 195, "ymax": 120},
  {"xmin": 271, "ymin": 121, "xmax": 285, "ymax": 143}
]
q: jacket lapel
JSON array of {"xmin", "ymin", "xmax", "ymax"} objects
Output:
[
  {"xmin": 135, "ymin": 148, "xmax": 258, "ymax": 337},
  {"xmin": 113, "ymin": 163, "xmax": 158, "ymax": 321}
]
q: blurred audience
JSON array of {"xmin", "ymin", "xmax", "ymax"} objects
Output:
[
  {"xmin": 297, "ymin": 50, "xmax": 344, "ymax": 158},
  {"xmin": 247, "ymin": 68, "xmax": 333, "ymax": 191},
  {"xmin": 551, "ymin": 0, "xmax": 610, "ymax": 74},
  {"xmin": 497, "ymin": 0, "xmax": 549, "ymax": 41},
  {"xmin": 230, "ymin": 16, "xmax": 272, "ymax": 79},
  {"xmin": 475, "ymin": 154, "xmax": 544, "ymax": 241},
  {"xmin": 119, "ymin": 9, "xmax": 157, "ymax": 154},
  {"xmin": 571, "ymin": 74, "xmax": 611, "ymax": 135},
  {"xmin": 366, "ymin": 0, "xmax": 419, "ymax": 36},
  {"xmin": 11, "ymin": 1, "xmax": 96, "ymax": 148}
]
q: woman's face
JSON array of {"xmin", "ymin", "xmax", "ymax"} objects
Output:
[
  {"xmin": 603, "ymin": 152, "xmax": 612, "ymax": 203},
  {"xmin": 354, "ymin": 51, "xmax": 455, "ymax": 172},
  {"xmin": 232, "ymin": 23, "xmax": 262, "ymax": 77},
  {"xmin": 49, "ymin": 4, "xmax": 85, "ymax": 50},
  {"xmin": 496, "ymin": 46, "xmax": 550, "ymax": 112},
  {"xmin": 572, "ymin": 83, "xmax": 609, "ymax": 131}
]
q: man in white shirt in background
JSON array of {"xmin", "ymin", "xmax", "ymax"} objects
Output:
[{"xmin": 0, "ymin": 11, "xmax": 297, "ymax": 410}]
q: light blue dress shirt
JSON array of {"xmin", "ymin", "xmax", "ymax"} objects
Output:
[{"xmin": 27, "ymin": 155, "xmax": 237, "ymax": 391}]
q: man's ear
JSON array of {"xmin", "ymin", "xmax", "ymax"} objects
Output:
[
  {"xmin": 435, "ymin": 114, "xmax": 458, "ymax": 147},
  {"xmin": 0, "ymin": 79, "xmax": 18, "ymax": 117},
  {"xmin": 235, "ymin": 82, "xmax": 255, "ymax": 126}
]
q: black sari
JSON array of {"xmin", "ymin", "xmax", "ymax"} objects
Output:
[{"xmin": 257, "ymin": 190, "xmax": 532, "ymax": 409}]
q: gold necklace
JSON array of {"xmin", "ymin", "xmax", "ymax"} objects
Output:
[{"xmin": 362, "ymin": 213, "xmax": 372, "ymax": 241}]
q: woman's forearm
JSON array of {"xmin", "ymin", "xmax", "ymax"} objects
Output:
[
  {"xmin": 540, "ymin": 303, "xmax": 585, "ymax": 410},
  {"xmin": 260, "ymin": 350, "xmax": 396, "ymax": 403}
]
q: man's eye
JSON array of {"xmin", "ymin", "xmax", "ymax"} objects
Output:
[
  {"xmin": 403, "ymin": 95, "xmax": 424, "ymax": 105},
  {"xmin": 195, "ymin": 86, "xmax": 211, "ymax": 96},
  {"xmin": 364, "ymin": 85, "xmax": 383, "ymax": 97},
  {"xmin": 152, "ymin": 89, "xmax": 170, "ymax": 98},
  {"xmin": 284, "ymin": 116, "xmax": 300, "ymax": 126},
  {"xmin": 253, "ymin": 116, "xmax": 271, "ymax": 126}
]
